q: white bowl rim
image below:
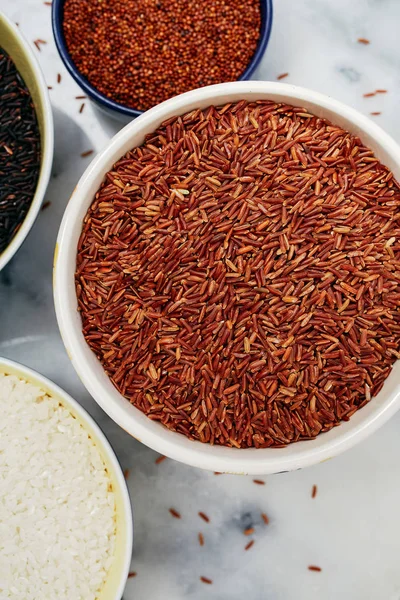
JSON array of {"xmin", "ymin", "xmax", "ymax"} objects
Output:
[
  {"xmin": 54, "ymin": 80, "xmax": 400, "ymax": 474},
  {"xmin": 0, "ymin": 13, "xmax": 54, "ymax": 272},
  {"xmin": 0, "ymin": 356, "xmax": 133, "ymax": 598}
]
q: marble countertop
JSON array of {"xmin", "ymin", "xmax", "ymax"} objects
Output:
[{"xmin": 2, "ymin": 0, "xmax": 400, "ymax": 598}]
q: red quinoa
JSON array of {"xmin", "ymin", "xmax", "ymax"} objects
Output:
[
  {"xmin": 76, "ymin": 100, "xmax": 400, "ymax": 449},
  {"xmin": 62, "ymin": 0, "xmax": 261, "ymax": 112}
]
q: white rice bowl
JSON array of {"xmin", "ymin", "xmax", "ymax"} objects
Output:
[{"xmin": 0, "ymin": 363, "xmax": 132, "ymax": 600}]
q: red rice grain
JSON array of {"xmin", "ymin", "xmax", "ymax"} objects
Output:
[
  {"xmin": 155, "ymin": 455, "xmax": 166, "ymax": 464},
  {"xmin": 311, "ymin": 484, "xmax": 317, "ymax": 498},
  {"xmin": 76, "ymin": 100, "xmax": 400, "ymax": 450},
  {"xmin": 200, "ymin": 577, "xmax": 213, "ymax": 584},
  {"xmin": 33, "ymin": 39, "xmax": 47, "ymax": 51},
  {"xmin": 79, "ymin": 102, "xmax": 85, "ymax": 114},
  {"xmin": 244, "ymin": 527, "xmax": 255, "ymax": 536},
  {"xmin": 376, "ymin": 89, "xmax": 387, "ymax": 94},
  {"xmin": 308, "ymin": 565, "xmax": 322, "ymax": 572},
  {"xmin": 169, "ymin": 508, "xmax": 181, "ymax": 519},
  {"xmin": 198, "ymin": 512, "xmax": 210, "ymax": 523},
  {"xmin": 370, "ymin": 112, "xmax": 381, "ymax": 116},
  {"xmin": 128, "ymin": 571, "xmax": 137, "ymax": 578},
  {"xmin": 261, "ymin": 513, "xmax": 269, "ymax": 525},
  {"xmin": 253, "ymin": 480, "xmax": 265, "ymax": 486},
  {"xmin": 363, "ymin": 92, "xmax": 376, "ymax": 98},
  {"xmin": 123, "ymin": 468, "xmax": 130, "ymax": 479},
  {"xmin": 57, "ymin": 73, "xmax": 61, "ymax": 83},
  {"xmin": 245, "ymin": 540, "xmax": 255, "ymax": 550},
  {"xmin": 277, "ymin": 72, "xmax": 289, "ymax": 80},
  {"xmin": 81, "ymin": 149, "xmax": 93, "ymax": 158},
  {"xmin": 198, "ymin": 532, "xmax": 205, "ymax": 546},
  {"xmin": 357, "ymin": 38, "xmax": 370, "ymax": 44}
]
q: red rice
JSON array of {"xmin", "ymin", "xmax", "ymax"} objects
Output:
[
  {"xmin": 200, "ymin": 576, "xmax": 213, "ymax": 584},
  {"xmin": 308, "ymin": 565, "xmax": 322, "ymax": 572},
  {"xmin": 76, "ymin": 100, "xmax": 400, "ymax": 449},
  {"xmin": 311, "ymin": 484, "xmax": 317, "ymax": 498},
  {"xmin": 245, "ymin": 540, "xmax": 255, "ymax": 550},
  {"xmin": 198, "ymin": 532, "xmax": 205, "ymax": 546},
  {"xmin": 244, "ymin": 527, "xmax": 254, "ymax": 536},
  {"xmin": 253, "ymin": 479, "xmax": 265, "ymax": 486},
  {"xmin": 261, "ymin": 513, "xmax": 269, "ymax": 524},
  {"xmin": 198, "ymin": 511, "xmax": 210, "ymax": 523},
  {"xmin": 169, "ymin": 508, "xmax": 181, "ymax": 519}
]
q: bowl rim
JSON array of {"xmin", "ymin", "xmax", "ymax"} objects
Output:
[
  {"xmin": 51, "ymin": 0, "xmax": 273, "ymax": 118},
  {"xmin": 0, "ymin": 356, "xmax": 133, "ymax": 599},
  {"xmin": 0, "ymin": 13, "xmax": 54, "ymax": 272},
  {"xmin": 54, "ymin": 80, "xmax": 400, "ymax": 474}
]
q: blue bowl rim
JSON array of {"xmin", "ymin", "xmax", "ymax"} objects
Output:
[{"xmin": 52, "ymin": 0, "xmax": 273, "ymax": 118}]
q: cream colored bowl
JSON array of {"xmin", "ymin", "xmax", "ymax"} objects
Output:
[
  {"xmin": 0, "ymin": 13, "xmax": 53, "ymax": 271},
  {"xmin": 54, "ymin": 81, "xmax": 400, "ymax": 475},
  {"xmin": 0, "ymin": 357, "xmax": 133, "ymax": 599}
]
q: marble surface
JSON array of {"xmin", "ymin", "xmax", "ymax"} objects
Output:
[{"xmin": 2, "ymin": 0, "xmax": 400, "ymax": 598}]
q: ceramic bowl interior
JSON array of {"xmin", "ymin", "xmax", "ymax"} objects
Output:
[
  {"xmin": 54, "ymin": 81, "xmax": 400, "ymax": 475},
  {"xmin": 0, "ymin": 13, "xmax": 53, "ymax": 272},
  {"xmin": 0, "ymin": 357, "xmax": 133, "ymax": 600},
  {"xmin": 51, "ymin": 0, "xmax": 273, "ymax": 121}
]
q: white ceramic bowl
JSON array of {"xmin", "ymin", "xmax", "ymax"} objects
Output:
[
  {"xmin": 0, "ymin": 13, "xmax": 54, "ymax": 271},
  {"xmin": 54, "ymin": 81, "xmax": 400, "ymax": 475},
  {"xmin": 0, "ymin": 357, "xmax": 133, "ymax": 600}
]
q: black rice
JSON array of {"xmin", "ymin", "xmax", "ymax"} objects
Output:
[{"xmin": 0, "ymin": 48, "xmax": 41, "ymax": 254}]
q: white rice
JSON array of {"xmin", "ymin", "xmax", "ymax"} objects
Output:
[{"xmin": 0, "ymin": 373, "xmax": 116, "ymax": 600}]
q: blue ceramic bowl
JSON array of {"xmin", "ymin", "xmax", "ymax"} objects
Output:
[{"xmin": 52, "ymin": 0, "xmax": 273, "ymax": 121}]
